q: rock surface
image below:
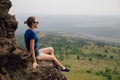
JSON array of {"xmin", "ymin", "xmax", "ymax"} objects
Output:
[{"xmin": 0, "ymin": 0, "xmax": 67, "ymax": 80}]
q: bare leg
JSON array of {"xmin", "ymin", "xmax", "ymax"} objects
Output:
[
  {"xmin": 38, "ymin": 47, "xmax": 54, "ymax": 55},
  {"xmin": 37, "ymin": 47, "xmax": 65, "ymax": 69}
]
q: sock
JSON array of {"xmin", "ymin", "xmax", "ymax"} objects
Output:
[{"xmin": 62, "ymin": 67, "xmax": 66, "ymax": 70}]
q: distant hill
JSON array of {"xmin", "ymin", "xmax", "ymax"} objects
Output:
[
  {"xmin": 36, "ymin": 31, "xmax": 120, "ymax": 46},
  {"xmin": 76, "ymin": 26, "xmax": 120, "ymax": 38},
  {"xmin": 15, "ymin": 27, "xmax": 120, "ymax": 44}
]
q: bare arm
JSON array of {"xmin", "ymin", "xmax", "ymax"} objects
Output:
[
  {"xmin": 30, "ymin": 39, "xmax": 39, "ymax": 69},
  {"xmin": 30, "ymin": 39, "xmax": 37, "ymax": 63}
]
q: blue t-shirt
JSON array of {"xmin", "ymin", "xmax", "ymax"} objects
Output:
[{"xmin": 24, "ymin": 29, "xmax": 39, "ymax": 56}]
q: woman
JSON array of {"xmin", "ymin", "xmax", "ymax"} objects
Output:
[{"xmin": 24, "ymin": 16, "xmax": 70, "ymax": 72}]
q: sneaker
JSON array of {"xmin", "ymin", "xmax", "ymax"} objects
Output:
[{"xmin": 61, "ymin": 67, "xmax": 70, "ymax": 72}]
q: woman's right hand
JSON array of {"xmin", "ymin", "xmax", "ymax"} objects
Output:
[{"xmin": 32, "ymin": 62, "xmax": 39, "ymax": 69}]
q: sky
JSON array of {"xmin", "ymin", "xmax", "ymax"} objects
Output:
[{"xmin": 10, "ymin": 0, "xmax": 120, "ymax": 15}]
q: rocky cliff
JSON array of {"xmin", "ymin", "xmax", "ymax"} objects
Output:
[{"xmin": 0, "ymin": 0, "xmax": 67, "ymax": 80}]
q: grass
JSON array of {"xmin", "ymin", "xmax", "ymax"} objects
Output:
[{"xmin": 56, "ymin": 54, "xmax": 120, "ymax": 80}]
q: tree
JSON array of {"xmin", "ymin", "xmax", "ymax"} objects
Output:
[{"xmin": 77, "ymin": 55, "xmax": 80, "ymax": 60}]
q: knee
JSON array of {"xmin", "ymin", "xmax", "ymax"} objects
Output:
[
  {"xmin": 51, "ymin": 55, "xmax": 56, "ymax": 60},
  {"xmin": 49, "ymin": 47, "xmax": 54, "ymax": 52}
]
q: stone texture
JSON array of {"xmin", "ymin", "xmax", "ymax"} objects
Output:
[{"xmin": 0, "ymin": 0, "xmax": 67, "ymax": 80}]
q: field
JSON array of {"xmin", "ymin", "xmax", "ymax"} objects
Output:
[
  {"xmin": 61, "ymin": 54, "xmax": 120, "ymax": 80},
  {"xmin": 16, "ymin": 32, "xmax": 120, "ymax": 80}
]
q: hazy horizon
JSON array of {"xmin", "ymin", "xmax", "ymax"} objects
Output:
[{"xmin": 15, "ymin": 15, "xmax": 120, "ymax": 39}]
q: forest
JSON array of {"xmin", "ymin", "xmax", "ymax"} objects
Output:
[{"xmin": 15, "ymin": 31, "xmax": 120, "ymax": 80}]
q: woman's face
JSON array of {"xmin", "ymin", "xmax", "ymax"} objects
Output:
[{"xmin": 33, "ymin": 18, "xmax": 39, "ymax": 28}]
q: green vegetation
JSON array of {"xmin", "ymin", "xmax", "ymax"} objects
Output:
[{"xmin": 15, "ymin": 32, "xmax": 120, "ymax": 80}]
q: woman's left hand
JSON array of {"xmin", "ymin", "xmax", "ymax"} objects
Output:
[{"xmin": 32, "ymin": 62, "xmax": 39, "ymax": 69}]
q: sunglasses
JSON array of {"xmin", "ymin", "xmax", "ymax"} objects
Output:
[{"xmin": 34, "ymin": 22, "xmax": 39, "ymax": 24}]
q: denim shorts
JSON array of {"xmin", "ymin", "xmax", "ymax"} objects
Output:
[
  {"xmin": 35, "ymin": 49, "xmax": 40, "ymax": 59},
  {"xmin": 35, "ymin": 48, "xmax": 39, "ymax": 56},
  {"xmin": 36, "ymin": 53, "xmax": 40, "ymax": 59}
]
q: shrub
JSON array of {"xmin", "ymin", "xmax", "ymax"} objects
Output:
[
  {"xmin": 104, "ymin": 49, "xmax": 108, "ymax": 53},
  {"xmin": 86, "ymin": 70, "xmax": 92, "ymax": 73},
  {"xmin": 86, "ymin": 68, "xmax": 92, "ymax": 73},
  {"xmin": 96, "ymin": 70, "xmax": 103, "ymax": 76},
  {"xmin": 110, "ymin": 56, "xmax": 114, "ymax": 59},
  {"xmin": 105, "ymin": 68, "xmax": 111, "ymax": 73},
  {"xmin": 102, "ymin": 72, "xmax": 108, "ymax": 77},
  {"xmin": 77, "ymin": 55, "xmax": 80, "ymax": 60},
  {"xmin": 89, "ymin": 58, "xmax": 92, "ymax": 61},
  {"xmin": 107, "ymin": 74, "xmax": 112, "ymax": 80},
  {"xmin": 96, "ymin": 72, "xmax": 101, "ymax": 75}
]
